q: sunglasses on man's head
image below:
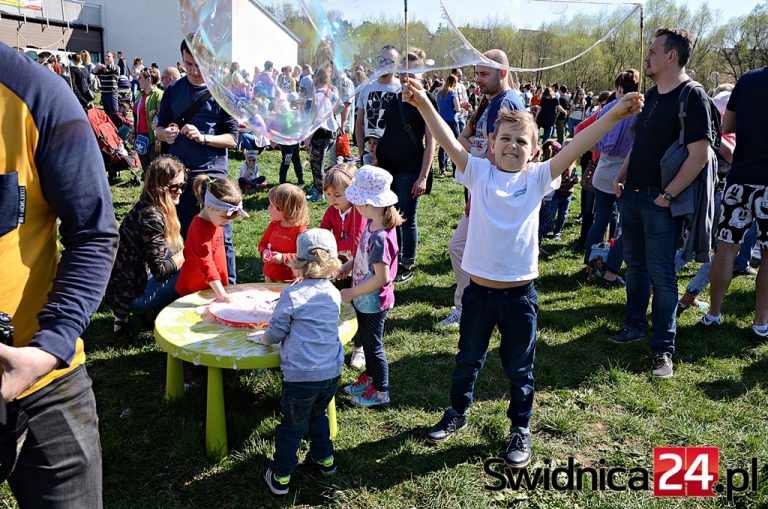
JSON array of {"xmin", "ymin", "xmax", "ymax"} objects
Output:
[{"xmin": 167, "ymin": 182, "xmax": 187, "ymax": 193}]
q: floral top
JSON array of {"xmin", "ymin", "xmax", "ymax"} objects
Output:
[{"xmin": 105, "ymin": 201, "xmax": 179, "ymax": 319}]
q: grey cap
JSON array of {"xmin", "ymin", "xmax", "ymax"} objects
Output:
[{"xmin": 296, "ymin": 228, "xmax": 338, "ymax": 262}]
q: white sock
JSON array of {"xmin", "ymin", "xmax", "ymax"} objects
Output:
[
  {"xmin": 752, "ymin": 323, "xmax": 768, "ymax": 333},
  {"xmin": 705, "ymin": 312, "xmax": 721, "ymax": 323}
]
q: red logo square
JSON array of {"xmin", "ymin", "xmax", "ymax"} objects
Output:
[{"xmin": 654, "ymin": 447, "xmax": 719, "ymax": 497}]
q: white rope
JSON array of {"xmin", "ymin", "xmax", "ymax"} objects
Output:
[
  {"xmin": 438, "ymin": 0, "xmax": 641, "ymax": 73},
  {"xmin": 16, "ymin": 25, "xmax": 70, "ymax": 50}
]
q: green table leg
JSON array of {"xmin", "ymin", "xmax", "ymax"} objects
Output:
[
  {"xmin": 166, "ymin": 354, "xmax": 184, "ymax": 402},
  {"xmin": 206, "ymin": 366, "xmax": 227, "ymax": 461},
  {"xmin": 328, "ymin": 396, "xmax": 338, "ymax": 439}
]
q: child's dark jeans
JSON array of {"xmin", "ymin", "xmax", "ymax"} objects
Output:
[
  {"xmin": 355, "ymin": 307, "xmax": 389, "ymax": 392},
  {"xmin": 273, "ymin": 376, "xmax": 340, "ymax": 477},
  {"xmin": 449, "ymin": 281, "xmax": 538, "ymax": 428},
  {"xmin": 279, "ymin": 144, "xmax": 304, "ymax": 185}
]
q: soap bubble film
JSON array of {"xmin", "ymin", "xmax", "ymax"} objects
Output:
[{"xmin": 180, "ymin": 0, "xmax": 639, "ymax": 143}]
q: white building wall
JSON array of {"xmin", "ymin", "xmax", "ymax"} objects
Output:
[
  {"xmin": 90, "ymin": 0, "xmax": 298, "ymax": 73},
  {"xmin": 99, "ymin": 0, "xmax": 184, "ymax": 69}
]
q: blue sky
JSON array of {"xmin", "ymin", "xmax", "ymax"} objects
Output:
[{"xmin": 696, "ymin": 0, "xmax": 758, "ymax": 20}]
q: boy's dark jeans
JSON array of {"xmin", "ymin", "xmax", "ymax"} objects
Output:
[
  {"xmin": 450, "ymin": 281, "xmax": 538, "ymax": 428},
  {"xmin": 274, "ymin": 376, "xmax": 340, "ymax": 477}
]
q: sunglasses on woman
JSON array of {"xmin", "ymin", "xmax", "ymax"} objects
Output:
[{"xmin": 167, "ymin": 182, "xmax": 186, "ymax": 193}]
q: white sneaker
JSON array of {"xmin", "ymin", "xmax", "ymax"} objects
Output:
[
  {"xmin": 437, "ymin": 307, "xmax": 462, "ymax": 328},
  {"xmin": 350, "ymin": 346, "xmax": 366, "ymax": 369}
]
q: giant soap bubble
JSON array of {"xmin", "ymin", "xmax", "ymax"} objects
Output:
[{"xmin": 180, "ymin": 0, "xmax": 640, "ymax": 144}]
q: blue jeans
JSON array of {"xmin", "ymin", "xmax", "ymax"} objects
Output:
[
  {"xmin": 273, "ymin": 376, "xmax": 340, "ymax": 477},
  {"xmin": 177, "ymin": 184, "xmax": 237, "ymax": 284},
  {"xmin": 130, "ymin": 78, "xmax": 139, "ymax": 102},
  {"xmin": 674, "ymin": 190, "xmax": 722, "ymax": 296},
  {"xmin": 130, "ymin": 272, "xmax": 180, "ymax": 313},
  {"xmin": 438, "ymin": 120, "xmax": 459, "ymax": 173},
  {"xmin": 584, "ymin": 189, "xmax": 624, "ymax": 274},
  {"xmin": 540, "ymin": 124, "xmax": 555, "ymax": 143},
  {"xmin": 549, "ymin": 193, "xmax": 573, "ymax": 235},
  {"xmin": 392, "ymin": 172, "xmax": 421, "ymax": 266},
  {"xmin": 279, "ymin": 144, "xmax": 304, "ymax": 185},
  {"xmin": 579, "ymin": 187, "xmax": 596, "ymax": 245},
  {"xmin": 450, "ymin": 281, "xmax": 538, "ymax": 428},
  {"xmin": 9, "ymin": 366, "xmax": 102, "ymax": 508},
  {"xmin": 555, "ymin": 117, "xmax": 567, "ymax": 144},
  {"xmin": 355, "ymin": 308, "xmax": 389, "ymax": 392},
  {"xmin": 618, "ymin": 189, "xmax": 683, "ymax": 356},
  {"xmin": 567, "ymin": 117, "xmax": 581, "ymax": 139},
  {"xmin": 101, "ymin": 91, "xmax": 118, "ymax": 117},
  {"xmin": 238, "ymin": 175, "xmax": 266, "ymax": 189},
  {"xmin": 734, "ymin": 222, "xmax": 758, "ymax": 271},
  {"xmin": 239, "ymin": 132, "xmax": 264, "ymax": 151}
]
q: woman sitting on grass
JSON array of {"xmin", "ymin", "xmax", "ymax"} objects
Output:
[{"xmin": 105, "ymin": 156, "xmax": 187, "ymax": 332}]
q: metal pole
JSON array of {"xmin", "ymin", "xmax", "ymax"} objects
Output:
[
  {"xmin": 639, "ymin": 5, "xmax": 645, "ymax": 91},
  {"xmin": 404, "ymin": 0, "xmax": 408, "ymax": 74}
]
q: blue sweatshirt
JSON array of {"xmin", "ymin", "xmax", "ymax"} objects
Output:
[{"xmin": 264, "ymin": 279, "xmax": 343, "ymax": 383}]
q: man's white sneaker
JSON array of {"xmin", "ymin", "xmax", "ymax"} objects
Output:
[{"xmin": 437, "ymin": 307, "xmax": 462, "ymax": 328}]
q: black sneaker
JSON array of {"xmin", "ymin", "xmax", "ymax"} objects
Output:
[
  {"xmin": 311, "ymin": 455, "xmax": 337, "ymax": 476},
  {"xmin": 394, "ymin": 265, "xmax": 414, "ymax": 283},
  {"xmin": 750, "ymin": 327, "xmax": 768, "ymax": 342},
  {"xmin": 263, "ymin": 461, "xmax": 290, "ymax": 496},
  {"xmin": 608, "ymin": 327, "xmax": 645, "ymax": 345},
  {"xmin": 426, "ymin": 409, "xmax": 467, "ymax": 443},
  {"xmin": 602, "ymin": 275, "xmax": 626, "ymax": 288},
  {"xmin": 733, "ymin": 266, "xmax": 757, "ymax": 277},
  {"xmin": 699, "ymin": 314, "xmax": 722, "ymax": 329},
  {"xmin": 652, "ymin": 353, "xmax": 673, "ymax": 378},
  {"xmin": 505, "ymin": 427, "xmax": 532, "ymax": 468}
]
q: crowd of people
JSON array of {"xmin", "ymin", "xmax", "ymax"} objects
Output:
[{"xmin": 2, "ymin": 23, "xmax": 766, "ymax": 504}]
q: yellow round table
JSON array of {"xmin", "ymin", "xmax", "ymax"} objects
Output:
[{"xmin": 154, "ymin": 283, "xmax": 357, "ymax": 460}]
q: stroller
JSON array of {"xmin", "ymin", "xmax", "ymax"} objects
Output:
[{"xmin": 87, "ymin": 108, "xmax": 141, "ymax": 185}]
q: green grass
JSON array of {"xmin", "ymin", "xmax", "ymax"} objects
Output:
[{"xmin": 4, "ymin": 147, "xmax": 767, "ymax": 508}]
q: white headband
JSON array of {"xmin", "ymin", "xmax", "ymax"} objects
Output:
[{"xmin": 204, "ymin": 192, "xmax": 249, "ymax": 218}]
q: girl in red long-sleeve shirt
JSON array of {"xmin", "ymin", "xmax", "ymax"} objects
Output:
[
  {"xmin": 176, "ymin": 176, "xmax": 249, "ymax": 300},
  {"xmin": 320, "ymin": 163, "xmax": 366, "ymax": 264},
  {"xmin": 259, "ymin": 183, "xmax": 308, "ymax": 282}
]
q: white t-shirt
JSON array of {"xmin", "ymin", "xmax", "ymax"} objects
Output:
[
  {"xmin": 457, "ymin": 156, "xmax": 560, "ymax": 282},
  {"xmin": 455, "ymin": 82, "xmax": 469, "ymax": 119},
  {"xmin": 357, "ymin": 79, "xmax": 401, "ymax": 138}
]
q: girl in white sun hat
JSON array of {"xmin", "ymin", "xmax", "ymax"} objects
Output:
[{"xmin": 339, "ymin": 165, "xmax": 404, "ymax": 408}]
